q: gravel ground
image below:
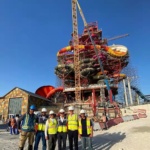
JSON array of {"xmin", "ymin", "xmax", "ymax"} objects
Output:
[{"xmin": 0, "ymin": 113, "xmax": 150, "ymax": 150}]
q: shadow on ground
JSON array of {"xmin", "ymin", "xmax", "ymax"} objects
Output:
[{"xmin": 76, "ymin": 132, "xmax": 126, "ymax": 150}]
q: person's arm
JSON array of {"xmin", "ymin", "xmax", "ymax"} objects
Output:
[
  {"xmin": 90, "ymin": 119, "xmax": 93, "ymax": 137},
  {"xmin": 35, "ymin": 116, "xmax": 39, "ymax": 132},
  {"xmin": 78, "ymin": 118, "xmax": 81, "ymax": 139},
  {"xmin": 45, "ymin": 120, "xmax": 49, "ymax": 140},
  {"xmin": 17, "ymin": 114, "xmax": 25, "ymax": 131},
  {"xmin": 35, "ymin": 116, "xmax": 39, "ymax": 123}
]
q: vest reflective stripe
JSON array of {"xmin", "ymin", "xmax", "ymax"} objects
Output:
[
  {"xmin": 68, "ymin": 114, "xmax": 78, "ymax": 130},
  {"xmin": 48, "ymin": 119, "xmax": 57, "ymax": 134},
  {"xmin": 78, "ymin": 118, "xmax": 91, "ymax": 135},
  {"xmin": 22, "ymin": 114, "xmax": 35, "ymax": 130},
  {"xmin": 38, "ymin": 123, "xmax": 46, "ymax": 131}
]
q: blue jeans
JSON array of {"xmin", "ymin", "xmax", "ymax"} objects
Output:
[
  {"xmin": 10, "ymin": 127, "xmax": 15, "ymax": 134},
  {"xmin": 10, "ymin": 127, "xmax": 18, "ymax": 134},
  {"xmin": 34, "ymin": 131, "xmax": 46, "ymax": 150},
  {"xmin": 81, "ymin": 137, "xmax": 93, "ymax": 150}
]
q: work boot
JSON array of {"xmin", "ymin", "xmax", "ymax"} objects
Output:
[
  {"xmin": 28, "ymin": 145, "xmax": 33, "ymax": 150},
  {"xmin": 18, "ymin": 147, "xmax": 23, "ymax": 150}
]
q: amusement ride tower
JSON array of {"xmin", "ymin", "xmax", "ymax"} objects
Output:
[{"xmin": 54, "ymin": 0, "xmax": 129, "ymax": 117}]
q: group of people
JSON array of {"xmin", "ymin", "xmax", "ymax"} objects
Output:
[{"xmin": 17, "ymin": 105, "xmax": 94, "ymax": 150}]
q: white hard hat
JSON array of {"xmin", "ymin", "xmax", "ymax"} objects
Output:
[
  {"xmin": 49, "ymin": 110, "xmax": 55, "ymax": 115},
  {"xmin": 59, "ymin": 109, "xmax": 65, "ymax": 113},
  {"xmin": 80, "ymin": 109, "xmax": 86, "ymax": 114},
  {"xmin": 41, "ymin": 108, "xmax": 47, "ymax": 112},
  {"xmin": 68, "ymin": 106, "xmax": 74, "ymax": 111}
]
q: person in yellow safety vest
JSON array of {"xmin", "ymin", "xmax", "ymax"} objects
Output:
[
  {"xmin": 57, "ymin": 109, "xmax": 68, "ymax": 150},
  {"xmin": 78, "ymin": 109, "xmax": 93, "ymax": 150},
  {"xmin": 68, "ymin": 106, "xmax": 78, "ymax": 150},
  {"xmin": 45, "ymin": 110, "xmax": 57, "ymax": 150},
  {"xmin": 34, "ymin": 108, "xmax": 48, "ymax": 150}
]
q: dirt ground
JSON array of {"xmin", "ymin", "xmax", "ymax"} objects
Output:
[{"xmin": 0, "ymin": 113, "xmax": 150, "ymax": 150}]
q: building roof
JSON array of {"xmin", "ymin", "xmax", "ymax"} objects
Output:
[
  {"xmin": 3, "ymin": 87, "xmax": 51, "ymax": 102},
  {"xmin": 145, "ymin": 95, "xmax": 150, "ymax": 101}
]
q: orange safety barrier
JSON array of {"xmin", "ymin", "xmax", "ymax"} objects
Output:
[
  {"xmin": 107, "ymin": 119, "xmax": 117, "ymax": 128},
  {"xmin": 99, "ymin": 122, "xmax": 106, "ymax": 130},
  {"xmin": 133, "ymin": 109, "xmax": 146, "ymax": 114},
  {"xmin": 132, "ymin": 114, "xmax": 139, "ymax": 120},
  {"xmin": 138, "ymin": 113, "xmax": 147, "ymax": 118}
]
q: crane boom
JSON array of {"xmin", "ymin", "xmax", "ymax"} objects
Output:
[
  {"xmin": 72, "ymin": 0, "xmax": 81, "ymax": 102},
  {"xmin": 107, "ymin": 34, "xmax": 129, "ymax": 41},
  {"xmin": 76, "ymin": 1, "xmax": 87, "ymax": 27},
  {"xmin": 76, "ymin": 0, "xmax": 113, "ymax": 103}
]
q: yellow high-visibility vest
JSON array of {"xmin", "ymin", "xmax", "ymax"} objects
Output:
[
  {"xmin": 37, "ymin": 116, "xmax": 47, "ymax": 131},
  {"xmin": 57, "ymin": 118, "xmax": 67, "ymax": 132},
  {"xmin": 58, "ymin": 125, "xmax": 67, "ymax": 132},
  {"xmin": 68, "ymin": 114, "xmax": 78, "ymax": 130},
  {"xmin": 48, "ymin": 119, "xmax": 57, "ymax": 134},
  {"xmin": 38, "ymin": 123, "xmax": 46, "ymax": 131},
  {"xmin": 78, "ymin": 118, "xmax": 91, "ymax": 135}
]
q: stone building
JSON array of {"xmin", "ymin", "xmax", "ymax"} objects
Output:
[{"xmin": 0, "ymin": 87, "xmax": 52, "ymax": 121}]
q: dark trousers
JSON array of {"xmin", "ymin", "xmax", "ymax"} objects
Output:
[
  {"xmin": 48, "ymin": 134, "xmax": 57, "ymax": 150},
  {"xmin": 57, "ymin": 132, "xmax": 67, "ymax": 150},
  {"xmin": 34, "ymin": 131, "xmax": 46, "ymax": 150},
  {"xmin": 68, "ymin": 130, "xmax": 78, "ymax": 150}
]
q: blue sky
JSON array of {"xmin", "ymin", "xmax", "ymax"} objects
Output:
[{"xmin": 0, "ymin": 0, "xmax": 150, "ymax": 96}]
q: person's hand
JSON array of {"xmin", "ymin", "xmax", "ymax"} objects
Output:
[
  {"xmin": 78, "ymin": 134, "xmax": 81, "ymax": 139},
  {"xmin": 90, "ymin": 133, "xmax": 93, "ymax": 138},
  {"xmin": 45, "ymin": 136, "xmax": 48, "ymax": 140}
]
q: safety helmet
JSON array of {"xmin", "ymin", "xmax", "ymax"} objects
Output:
[
  {"xmin": 59, "ymin": 109, "xmax": 65, "ymax": 113},
  {"xmin": 41, "ymin": 108, "xmax": 47, "ymax": 112},
  {"xmin": 68, "ymin": 106, "xmax": 74, "ymax": 111},
  {"xmin": 49, "ymin": 110, "xmax": 55, "ymax": 115},
  {"xmin": 30, "ymin": 105, "xmax": 36, "ymax": 110},
  {"xmin": 80, "ymin": 109, "xmax": 86, "ymax": 114}
]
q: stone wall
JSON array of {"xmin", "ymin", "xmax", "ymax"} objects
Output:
[
  {"xmin": 0, "ymin": 88, "xmax": 28, "ymax": 121},
  {"xmin": 0, "ymin": 98, "xmax": 4, "ymax": 120}
]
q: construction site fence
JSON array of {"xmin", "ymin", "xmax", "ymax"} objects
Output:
[{"xmin": 94, "ymin": 112, "xmax": 147, "ymax": 131}]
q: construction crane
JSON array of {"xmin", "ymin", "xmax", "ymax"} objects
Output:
[
  {"xmin": 72, "ymin": 0, "xmax": 81, "ymax": 102},
  {"xmin": 71, "ymin": 0, "xmax": 113, "ymax": 107},
  {"xmin": 71, "ymin": 0, "xmax": 124, "ymax": 116},
  {"xmin": 107, "ymin": 34, "xmax": 129, "ymax": 41},
  {"xmin": 76, "ymin": 1, "xmax": 126, "ymax": 116},
  {"xmin": 76, "ymin": 0, "xmax": 114, "ymax": 103},
  {"xmin": 103, "ymin": 34, "xmax": 129, "ymax": 45}
]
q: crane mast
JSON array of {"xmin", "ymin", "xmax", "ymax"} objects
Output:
[{"xmin": 72, "ymin": 0, "xmax": 81, "ymax": 102}]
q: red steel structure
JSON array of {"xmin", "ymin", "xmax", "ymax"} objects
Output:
[{"xmin": 36, "ymin": 1, "xmax": 129, "ymax": 118}]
